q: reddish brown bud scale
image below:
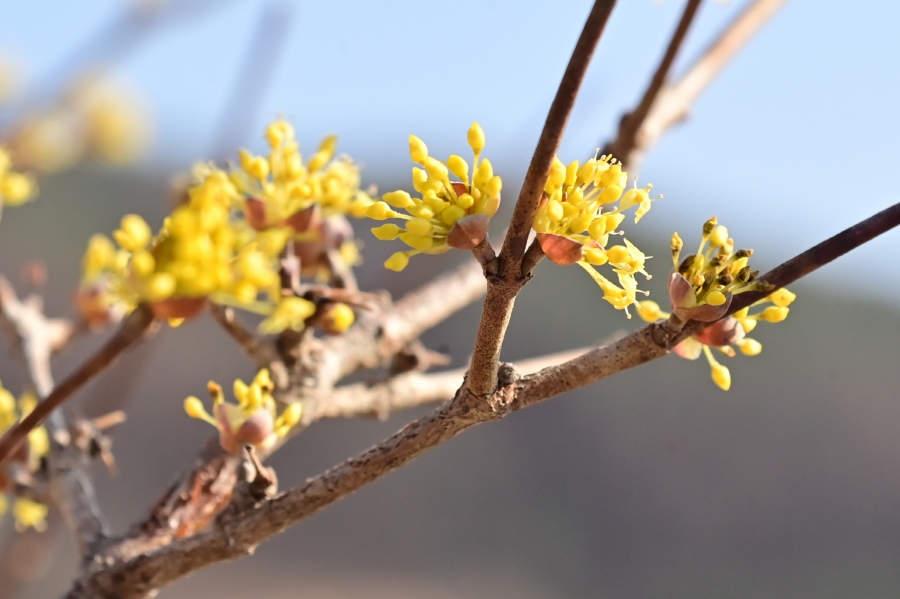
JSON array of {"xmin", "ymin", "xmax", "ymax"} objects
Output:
[
  {"xmin": 693, "ymin": 316, "xmax": 745, "ymax": 347},
  {"xmin": 243, "ymin": 198, "xmax": 269, "ymax": 231},
  {"xmin": 447, "ymin": 214, "xmax": 489, "ymax": 250},
  {"xmin": 235, "ymin": 409, "xmax": 274, "ymax": 446},
  {"xmin": 537, "ymin": 233, "xmax": 584, "ymax": 265},
  {"xmin": 149, "ymin": 297, "xmax": 207, "ymax": 320}
]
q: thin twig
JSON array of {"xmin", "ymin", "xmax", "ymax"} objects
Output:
[
  {"xmin": 311, "ymin": 346, "xmax": 591, "ymax": 421},
  {"xmin": 500, "ymin": 0, "xmax": 618, "ymax": 275},
  {"xmin": 467, "ymin": 0, "xmax": 617, "ymax": 400},
  {"xmin": 0, "ymin": 305, "xmax": 155, "ymax": 466},
  {"xmin": 623, "ymin": 0, "xmax": 789, "ymax": 169},
  {"xmin": 0, "ymin": 278, "xmax": 108, "ymax": 556},
  {"xmin": 317, "ymin": 257, "xmax": 488, "ymax": 389},
  {"xmin": 602, "ymin": 0, "xmax": 703, "ymax": 163},
  {"xmin": 466, "ymin": 0, "xmax": 616, "ymax": 398}
]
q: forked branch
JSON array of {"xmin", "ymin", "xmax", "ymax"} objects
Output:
[
  {"xmin": 0, "ymin": 305, "xmax": 155, "ymax": 466},
  {"xmin": 72, "ymin": 200, "xmax": 900, "ymax": 599},
  {"xmin": 467, "ymin": 0, "xmax": 618, "ymax": 399}
]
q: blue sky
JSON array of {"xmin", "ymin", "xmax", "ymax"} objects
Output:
[{"xmin": 2, "ymin": 0, "xmax": 900, "ymax": 303}]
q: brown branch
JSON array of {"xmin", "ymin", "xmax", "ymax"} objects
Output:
[
  {"xmin": 316, "ymin": 257, "xmax": 488, "ymax": 389},
  {"xmin": 311, "ymin": 346, "xmax": 591, "ymax": 422},
  {"xmin": 69, "ymin": 201, "xmax": 900, "ymax": 598},
  {"xmin": 468, "ymin": 0, "xmax": 617, "ymax": 400},
  {"xmin": 727, "ymin": 200, "xmax": 900, "ymax": 315},
  {"xmin": 500, "ymin": 0, "xmax": 617, "ymax": 273},
  {"xmin": 622, "ymin": 0, "xmax": 789, "ymax": 169},
  {"xmin": 0, "ymin": 304, "xmax": 155, "ymax": 466},
  {"xmin": 0, "ymin": 278, "xmax": 108, "ymax": 556},
  {"xmin": 603, "ymin": 0, "xmax": 703, "ymax": 164},
  {"xmin": 520, "ymin": 237, "xmax": 546, "ymax": 276}
]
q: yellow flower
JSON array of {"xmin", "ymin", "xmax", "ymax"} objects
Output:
[
  {"xmin": 258, "ymin": 296, "xmax": 317, "ymax": 334},
  {"xmin": 184, "ymin": 369, "xmax": 303, "ymax": 453},
  {"xmin": 232, "ymin": 119, "xmax": 372, "ymax": 228},
  {"xmin": 532, "ymin": 154, "xmax": 659, "ymax": 316},
  {"xmin": 12, "ymin": 498, "xmax": 48, "ymax": 532},
  {"xmin": 0, "ymin": 147, "xmax": 36, "ymax": 207},
  {"xmin": 667, "ymin": 217, "xmax": 766, "ymax": 323},
  {"xmin": 641, "ymin": 220, "xmax": 797, "ymax": 390},
  {"xmin": 0, "ymin": 382, "xmax": 50, "ymax": 532},
  {"xmin": 367, "ymin": 123, "xmax": 502, "ymax": 270}
]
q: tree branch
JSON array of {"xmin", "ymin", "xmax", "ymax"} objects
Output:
[
  {"xmin": 0, "ymin": 304, "xmax": 155, "ymax": 466},
  {"xmin": 0, "ymin": 277, "xmax": 108, "ymax": 556},
  {"xmin": 468, "ymin": 0, "xmax": 618, "ymax": 400},
  {"xmin": 316, "ymin": 257, "xmax": 488, "ymax": 389},
  {"xmin": 69, "ymin": 200, "xmax": 900, "ymax": 598},
  {"xmin": 603, "ymin": 0, "xmax": 703, "ymax": 164},
  {"xmin": 500, "ymin": 0, "xmax": 618, "ymax": 274},
  {"xmin": 620, "ymin": 0, "xmax": 789, "ymax": 169},
  {"xmin": 311, "ymin": 346, "xmax": 591, "ymax": 422}
]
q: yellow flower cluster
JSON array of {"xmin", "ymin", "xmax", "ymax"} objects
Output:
[
  {"xmin": 82, "ymin": 171, "xmax": 292, "ymax": 319},
  {"xmin": 79, "ymin": 117, "xmax": 380, "ymax": 333},
  {"xmin": 232, "ymin": 119, "xmax": 373, "ymax": 227},
  {"xmin": 664, "ymin": 217, "xmax": 764, "ymax": 320},
  {"xmin": 366, "ymin": 123, "xmax": 502, "ymax": 271},
  {"xmin": 8, "ymin": 75, "xmax": 149, "ymax": 173},
  {"xmin": 635, "ymin": 218, "xmax": 796, "ymax": 390},
  {"xmin": 0, "ymin": 383, "xmax": 50, "ymax": 532},
  {"xmin": 0, "ymin": 147, "xmax": 36, "ymax": 208},
  {"xmin": 533, "ymin": 154, "xmax": 659, "ymax": 316},
  {"xmin": 184, "ymin": 369, "xmax": 303, "ymax": 454}
]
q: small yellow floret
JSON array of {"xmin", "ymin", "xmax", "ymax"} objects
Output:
[
  {"xmin": 711, "ymin": 362, "xmax": 731, "ymax": 391},
  {"xmin": 384, "ymin": 252, "xmax": 410, "ymax": 272},
  {"xmin": 113, "ymin": 214, "xmax": 151, "ymax": 251},
  {"xmin": 409, "ymin": 135, "xmax": 428, "ymax": 163},
  {"xmin": 738, "ymin": 338, "xmax": 762, "ymax": 356},
  {"xmin": 467, "ymin": 122, "xmax": 485, "ymax": 154},
  {"xmin": 759, "ymin": 306, "xmax": 789, "ymax": 323},
  {"xmin": 12, "ymin": 498, "xmax": 48, "ymax": 532},
  {"xmin": 636, "ymin": 300, "xmax": 663, "ymax": 323},
  {"xmin": 769, "ymin": 288, "xmax": 796, "ymax": 308},
  {"xmin": 324, "ymin": 302, "xmax": 355, "ymax": 333}
]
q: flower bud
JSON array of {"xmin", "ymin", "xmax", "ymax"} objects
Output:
[
  {"xmin": 537, "ymin": 233, "xmax": 584, "ymax": 265},
  {"xmin": 447, "ymin": 213, "xmax": 489, "ymax": 250}
]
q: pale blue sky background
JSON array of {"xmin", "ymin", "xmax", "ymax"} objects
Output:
[{"xmin": 2, "ymin": 0, "xmax": 899, "ymax": 302}]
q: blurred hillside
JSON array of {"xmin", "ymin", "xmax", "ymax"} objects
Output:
[{"xmin": 1, "ymin": 167, "xmax": 899, "ymax": 598}]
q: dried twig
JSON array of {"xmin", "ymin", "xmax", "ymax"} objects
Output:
[
  {"xmin": 0, "ymin": 305, "xmax": 155, "ymax": 466},
  {"xmin": 619, "ymin": 0, "xmax": 789, "ymax": 169},
  {"xmin": 603, "ymin": 0, "xmax": 703, "ymax": 163}
]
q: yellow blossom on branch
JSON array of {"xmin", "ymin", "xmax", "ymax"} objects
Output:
[
  {"xmin": 0, "ymin": 147, "xmax": 36, "ymax": 208},
  {"xmin": 0, "ymin": 381, "xmax": 50, "ymax": 532},
  {"xmin": 184, "ymin": 369, "xmax": 303, "ymax": 454},
  {"xmin": 635, "ymin": 218, "xmax": 797, "ymax": 390},
  {"xmin": 232, "ymin": 119, "xmax": 373, "ymax": 229},
  {"xmin": 366, "ymin": 122, "xmax": 502, "ymax": 271},
  {"xmin": 532, "ymin": 154, "xmax": 660, "ymax": 316}
]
